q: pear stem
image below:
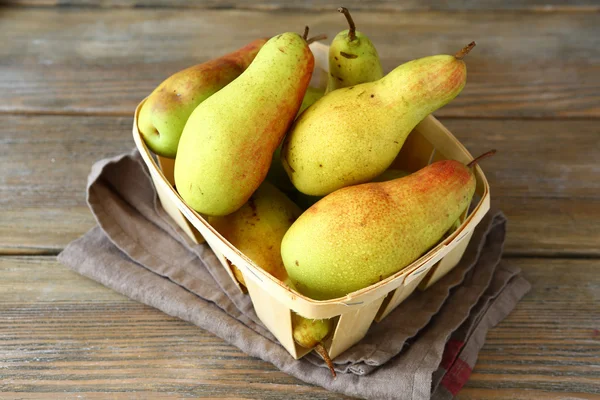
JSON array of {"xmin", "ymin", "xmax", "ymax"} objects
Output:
[
  {"xmin": 302, "ymin": 26, "xmax": 309, "ymax": 41},
  {"xmin": 315, "ymin": 343, "xmax": 336, "ymax": 378},
  {"xmin": 337, "ymin": 7, "xmax": 356, "ymax": 42},
  {"xmin": 306, "ymin": 34, "xmax": 328, "ymax": 45},
  {"xmin": 454, "ymin": 41, "xmax": 476, "ymax": 60},
  {"xmin": 467, "ymin": 149, "xmax": 497, "ymax": 168}
]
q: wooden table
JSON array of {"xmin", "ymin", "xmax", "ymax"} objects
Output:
[{"xmin": 1, "ymin": 1, "xmax": 599, "ymax": 399}]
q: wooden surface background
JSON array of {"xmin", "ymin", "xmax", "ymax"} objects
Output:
[{"xmin": 1, "ymin": 1, "xmax": 599, "ymax": 399}]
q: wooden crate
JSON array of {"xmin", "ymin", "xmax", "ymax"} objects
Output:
[{"xmin": 132, "ymin": 42, "xmax": 490, "ymax": 360}]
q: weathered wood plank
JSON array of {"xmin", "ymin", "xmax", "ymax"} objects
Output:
[
  {"xmin": 458, "ymin": 389, "xmax": 600, "ymax": 400},
  {"xmin": 444, "ymin": 117, "xmax": 600, "ymax": 257},
  {"xmin": 5, "ymin": 0, "xmax": 600, "ymax": 12},
  {"xmin": 0, "ymin": 256, "xmax": 598, "ymax": 398},
  {"xmin": 458, "ymin": 257, "xmax": 600, "ymax": 398},
  {"xmin": 0, "ymin": 256, "xmax": 351, "ymax": 399},
  {"xmin": 1, "ymin": 8, "xmax": 599, "ymax": 118},
  {"xmin": 0, "ymin": 115, "xmax": 134, "ymax": 254},
  {"xmin": 2, "ymin": 115, "xmax": 599, "ymax": 256}
]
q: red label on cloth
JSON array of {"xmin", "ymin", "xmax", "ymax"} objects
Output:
[
  {"xmin": 441, "ymin": 357, "xmax": 473, "ymax": 396},
  {"xmin": 440, "ymin": 339, "xmax": 465, "ymax": 370}
]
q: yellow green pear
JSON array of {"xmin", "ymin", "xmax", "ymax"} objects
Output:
[
  {"xmin": 208, "ymin": 181, "xmax": 302, "ymax": 285},
  {"xmin": 292, "ymin": 311, "xmax": 336, "ymax": 377},
  {"xmin": 282, "ymin": 42, "xmax": 476, "ymax": 196},
  {"xmin": 292, "ymin": 312, "xmax": 332, "ymax": 350},
  {"xmin": 327, "ymin": 7, "xmax": 383, "ymax": 92},
  {"xmin": 138, "ymin": 39, "xmax": 267, "ymax": 158},
  {"xmin": 175, "ymin": 32, "xmax": 314, "ymax": 216},
  {"xmin": 208, "ymin": 182, "xmax": 335, "ymax": 374},
  {"xmin": 281, "ymin": 151, "xmax": 494, "ymax": 300}
]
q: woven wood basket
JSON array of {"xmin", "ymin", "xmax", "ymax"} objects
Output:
[{"xmin": 132, "ymin": 42, "xmax": 490, "ymax": 360}]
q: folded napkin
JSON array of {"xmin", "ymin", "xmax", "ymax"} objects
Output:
[{"xmin": 58, "ymin": 150, "xmax": 530, "ymax": 399}]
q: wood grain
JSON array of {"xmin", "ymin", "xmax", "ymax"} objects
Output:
[
  {"xmin": 458, "ymin": 389, "xmax": 600, "ymax": 400},
  {"xmin": 2, "ymin": 5, "xmax": 599, "ymax": 398},
  {"xmin": 1, "ymin": 8, "xmax": 599, "ymax": 118},
  {"xmin": 459, "ymin": 257, "xmax": 600, "ymax": 398},
  {"xmin": 2, "ymin": 115, "xmax": 598, "ymax": 256},
  {"xmin": 0, "ymin": 115, "xmax": 134, "ymax": 254},
  {"xmin": 0, "ymin": 256, "xmax": 351, "ymax": 399},
  {"xmin": 1, "ymin": 256, "xmax": 598, "ymax": 398},
  {"xmin": 6, "ymin": 0, "xmax": 600, "ymax": 12}
]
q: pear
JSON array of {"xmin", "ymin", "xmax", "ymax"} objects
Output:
[
  {"xmin": 266, "ymin": 86, "xmax": 325, "ymax": 195},
  {"xmin": 292, "ymin": 312, "xmax": 336, "ymax": 377},
  {"xmin": 208, "ymin": 181, "xmax": 302, "ymax": 285},
  {"xmin": 326, "ymin": 7, "xmax": 383, "ymax": 93},
  {"xmin": 138, "ymin": 38, "xmax": 267, "ymax": 158},
  {"xmin": 175, "ymin": 32, "xmax": 314, "ymax": 216},
  {"xmin": 282, "ymin": 42, "xmax": 476, "ymax": 196},
  {"xmin": 292, "ymin": 312, "xmax": 332, "ymax": 349},
  {"xmin": 208, "ymin": 182, "xmax": 335, "ymax": 375},
  {"xmin": 281, "ymin": 151, "xmax": 495, "ymax": 300},
  {"xmin": 374, "ymin": 168, "xmax": 463, "ymax": 236}
]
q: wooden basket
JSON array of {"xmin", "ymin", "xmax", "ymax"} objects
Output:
[{"xmin": 132, "ymin": 42, "xmax": 490, "ymax": 360}]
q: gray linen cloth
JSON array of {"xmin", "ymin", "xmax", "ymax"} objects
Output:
[{"xmin": 58, "ymin": 150, "xmax": 530, "ymax": 399}]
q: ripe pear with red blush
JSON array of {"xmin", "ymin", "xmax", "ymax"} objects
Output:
[
  {"xmin": 175, "ymin": 32, "xmax": 314, "ymax": 216},
  {"xmin": 281, "ymin": 151, "xmax": 495, "ymax": 301}
]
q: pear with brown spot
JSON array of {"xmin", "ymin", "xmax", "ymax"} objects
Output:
[
  {"xmin": 282, "ymin": 42, "xmax": 476, "ymax": 196},
  {"xmin": 326, "ymin": 7, "xmax": 383, "ymax": 93},
  {"xmin": 281, "ymin": 151, "xmax": 495, "ymax": 300}
]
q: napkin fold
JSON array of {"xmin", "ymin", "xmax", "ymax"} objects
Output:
[{"xmin": 58, "ymin": 150, "xmax": 530, "ymax": 399}]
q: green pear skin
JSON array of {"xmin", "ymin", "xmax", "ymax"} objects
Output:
[
  {"xmin": 281, "ymin": 159, "xmax": 477, "ymax": 300},
  {"xmin": 138, "ymin": 39, "xmax": 267, "ymax": 158},
  {"xmin": 208, "ymin": 181, "xmax": 302, "ymax": 285},
  {"xmin": 326, "ymin": 7, "xmax": 383, "ymax": 93},
  {"xmin": 266, "ymin": 86, "xmax": 325, "ymax": 195},
  {"xmin": 282, "ymin": 43, "xmax": 475, "ymax": 196},
  {"xmin": 175, "ymin": 33, "xmax": 314, "ymax": 216},
  {"xmin": 292, "ymin": 313, "xmax": 332, "ymax": 348}
]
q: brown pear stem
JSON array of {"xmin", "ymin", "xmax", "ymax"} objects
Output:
[
  {"xmin": 337, "ymin": 7, "xmax": 356, "ymax": 42},
  {"xmin": 306, "ymin": 34, "xmax": 328, "ymax": 45},
  {"xmin": 454, "ymin": 41, "xmax": 476, "ymax": 60},
  {"xmin": 302, "ymin": 26, "xmax": 310, "ymax": 41},
  {"xmin": 315, "ymin": 343, "xmax": 336, "ymax": 378},
  {"xmin": 467, "ymin": 149, "xmax": 497, "ymax": 168}
]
